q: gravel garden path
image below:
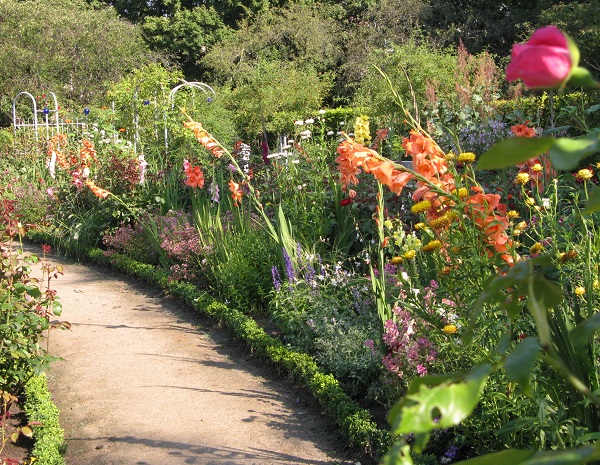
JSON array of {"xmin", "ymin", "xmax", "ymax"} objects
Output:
[{"xmin": 32, "ymin": 249, "xmax": 355, "ymax": 465}]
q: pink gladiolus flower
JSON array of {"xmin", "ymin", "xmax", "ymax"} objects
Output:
[{"xmin": 506, "ymin": 26, "xmax": 572, "ymax": 89}]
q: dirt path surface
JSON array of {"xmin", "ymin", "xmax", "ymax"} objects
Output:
[{"xmin": 31, "ymin": 249, "xmax": 356, "ymax": 465}]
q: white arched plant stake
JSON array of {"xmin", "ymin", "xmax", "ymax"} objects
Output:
[
  {"xmin": 166, "ymin": 81, "xmax": 216, "ymax": 150},
  {"xmin": 12, "ymin": 91, "xmax": 60, "ymax": 141}
]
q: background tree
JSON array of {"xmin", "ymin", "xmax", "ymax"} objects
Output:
[
  {"xmin": 0, "ymin": 0, "xmax": 159, "ymax": 124},
  {"xmin": 201, "ymin": 2, "xmax": 343, "ymax": 85},
  {"xmin": 141, "ymin": 4, "xmax": 232, "ymax": 77}
]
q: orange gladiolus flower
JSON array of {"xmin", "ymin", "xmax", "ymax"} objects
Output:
[
  {"xmin": 184, "ymin": 121, "xmax": 225, "ymax": 158},
  {"xmin": 79, "ymin": 139, "xmax": 98, "ymax": 164},
  {"xmin": 183, "ymin": 159, "xmax": 205, "ymax": 189},
  {"xmin": 511, "ymin": 124, "xmax": 536, "ymax": 137},
  {"xmin": 85, "ymin": 180, "xmax": 110, "ymax": 199},
  {"xmin": 402, "ymin": 130, "xmax": 444, "ymax": 159},
  {"xmin": 229, "ymin": 179, "xmax": 243, "ymax": 206},
  {"xmin": 335, "ymin": 137, "xmax": 377, "ymax": 187},
  {"xmin": 336, "ymin": 136, "xmax": 415, "ymax": 195}
]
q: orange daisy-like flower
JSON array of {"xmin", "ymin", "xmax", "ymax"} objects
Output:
[
  {"xmin": 184, "ymin": 121, "xmax": 225, "ymax": 158},
  {"xmin": 229, "ymin": 179, "xmax": 243, "ymax": 206},
  {"xmin": 85, "ymin": 180, "xmax": 110, "ymax": 199}
]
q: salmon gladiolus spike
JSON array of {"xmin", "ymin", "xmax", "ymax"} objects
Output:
[
  {"xmin": 184, "ymin": 121, "xmax": 224, "ymax": 158},
  {"xmin": 335, "ymin": 135, "xmax": 414, "ymax": 195},
  {"xmin": 85, "ymin": 180, "xmax": 110, "ymax": 199}
]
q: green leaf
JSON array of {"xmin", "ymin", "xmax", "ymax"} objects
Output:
[
  {"xmin": 567, "ymin": 66, "xmax": 600, "ymax": 89},
  {"xmin": 381, "ymin": 443, "xmax": 414, "ymax": 465},
  {"xmin": 476, "ymin": 137, "xmax": 555, "ymax": 170},
  {"xmin": 20, "ymin": 425, "xmax": 33, "ymax": 438},
  {"xmin": 582, "ymin": 187, "xmax": 600, "ymax": 215},
  {"xmin": 504, "ymin": 337, "xmax": 540, "ymax": 389},
  {"xmin": 569, "ymin": 313, "xmax": 600, "ymax": 348},
  {"xmin": 528, "ymin": 276, "xmax": 562, "ymax": 348},
  {"xmin": 523, "ymin": 445, "xmax": 600, "ymax": 465},
  {"xmin": 388, "ymin": 364, "xmax": 490, "ymax": 435},
  {"xmin": 458, "ymin": 449, "xmax": 535, "ymax": 465},
  {"xmin": 549, "ymin": 131, "xmax": 600, "ymax": 171}
]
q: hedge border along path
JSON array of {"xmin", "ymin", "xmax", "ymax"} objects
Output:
[
  {"xmin": 25, "ymin": 232, "xmax": 394, "ymax": 462},
  {"xmin": 24, "ymin": 373, "xmax": 66, "ymax": 465}
]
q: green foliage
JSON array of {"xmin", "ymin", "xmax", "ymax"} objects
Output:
[
  {"xmin": 0, "ymin": 242, "xmax": 60, "ymax": 392},
  {"xmin": 141, "ymin": 5, "xmax": 232, "ymax": 77},
  {"xmin": 208, "ymin": 226, "xmax": 278, "ymax": 310},
  {"xmin": 24, "ymin": 373, "xmax": 66, "ymax": 465},
  {"xmin": 202, "ymin": 2, "xmax": 342, "ymax": 81},
  {"xmin": 0, "ymin": 0, "xmax": 157, "ymax": 120},
  {"xmin": 352, "ymin": 41, "xmax": 457, "ymax": 126},
  {"xmin": 222, "ymin": 59, "xmax": 331, "ymax": 138}
]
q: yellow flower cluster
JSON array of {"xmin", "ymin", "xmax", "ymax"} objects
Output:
[
  {"xmin": 515, "ymin": 172, "xmax": 530, "ymax": 185},
  {"xmin": 353, "ymin": 115, "xmax": 371, "ymax": 145},
  {"xmin": 422, "ymin": 240, "xmax": 442, "ymax": 252},
  {"xmin": 411, "ymin": 200, "xmax": 432, "ymax": 214},
  {"xmin": 530, "ymin": 242, "xmax": 543, "ymax": 254},
  {"xmin": 577, "ymin": 169, "xmax": 593, "ymax": 181},
  {"xmin": 443, "ymin": 324, "xmax": 458, "ymax": 334},
  {"xmin": 457, "ymin": 152, "xmax": 476, "ymax": 163},
  {"xmin": 428, "ymin": 210, "xmax": 459, "ymax": 230}
]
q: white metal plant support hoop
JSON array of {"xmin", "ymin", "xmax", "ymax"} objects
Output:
[
  {"xmin": 166, "ymin": 81, "xmax": 216, "ymax": 150},
  {"xmin": 12, "ymin": 91, "xmax": 60, "ymax": 140}
]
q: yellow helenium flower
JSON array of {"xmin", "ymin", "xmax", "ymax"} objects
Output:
[
  {"xmin": 422, "ymin": 240, "xmax": 442, "ymax": 252},
  {"xmin": 414, "ymin": 222, "xmax": 426, "ymax": 230},
  {"xmin": 574, "ymin": 286, "xmax": 586, "ymax": 296},
  {"xmin": 577, "ymin": 169, "xmax": 593, "ymax": 180},
  {"xmin": 443, "ymin": 324, "xmax": 458, "ymax": 334},
  {"xmin": 452, "ymin": 187, "xmax": 468, "ymax": 198},
  {"xmin": 429, "ymin": 211, "xmax": 458, "ymax": 230},
  {"xmin": 507, "ymin": 210, "xmax": 520, "ymax": 219},
  {"xmin": 403, "ymin": 250, "xmax": 417, "ymax": 260},
  {"xmin": 525, "ymin": 197, "xmax": 535, "ymax": 206},
  {"xmin": 411, "ymin": 200, "xmax": 432, "ymax": 214},
  {"xmin": 532, "ymin": 163, "xmax": 543, "ymax": 172},
  {"xmin": 515, "ymin": 221, "xmax": 527, "ymax": 230},
  {"xmin": 516, "ymin": 172, "xmax": 530, "ymax": 185},
  {"xmin": 390, "ymin": 256, "xmax": 404, "ymax": 265},
  {"xmin": 457, "ymin": 152, "xmax": 476, "ymax": 163},
  {"xmin": 530, "ymin": 242, "xmax": 543, "ymax": 254}
]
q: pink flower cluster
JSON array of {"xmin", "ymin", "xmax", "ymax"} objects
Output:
[{"xmin": 381, "ymin": 307, "xmax": 437, "ymax": 378}]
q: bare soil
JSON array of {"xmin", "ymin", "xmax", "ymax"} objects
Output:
[{"xmin": 29, "ymin": 248, "xmax": 359, "ymax": 465}]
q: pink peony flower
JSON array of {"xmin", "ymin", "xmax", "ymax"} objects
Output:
[{"xmin": 506, "ymin": 25, "xmax": 572, "ymax": 89}]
